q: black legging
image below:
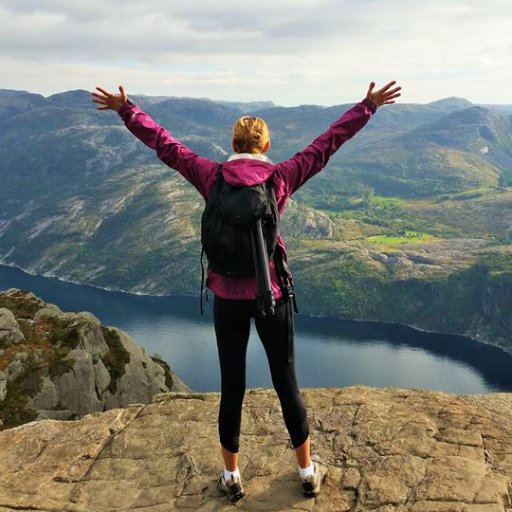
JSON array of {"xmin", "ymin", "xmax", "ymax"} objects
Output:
[{"xmin": 214, "ymin": 295, "xmax": 309, "ymax": 453}]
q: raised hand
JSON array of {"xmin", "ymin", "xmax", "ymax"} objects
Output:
[
  {"xmin": 366, "ymin": 81, "xmax": 401, "ymax": 108},
  {"xmin": 91, "ymin": 85, "xmax": 128, "ymax": 112}
]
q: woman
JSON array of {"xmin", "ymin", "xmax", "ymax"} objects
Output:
[{"xmin": 92, "ymin": 80, "xmax": 401, "ymax": 502}]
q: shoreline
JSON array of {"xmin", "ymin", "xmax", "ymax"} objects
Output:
[
  {"xmin": 306, "ymin": 310, "xmax": 512, "ymax": 358},
  {"xmin": 1, "ymin": 260, "xmax": 511, "ymax": 359}
]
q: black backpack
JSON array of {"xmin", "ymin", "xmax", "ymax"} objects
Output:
[{"xmin": 200, "ymin": 168, "xmax": 279, "ymax": 316}]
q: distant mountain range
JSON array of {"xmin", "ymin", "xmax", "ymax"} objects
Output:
[{"xmin": 1, "ymin": 89, "xmax": 511, "ymax": 349}]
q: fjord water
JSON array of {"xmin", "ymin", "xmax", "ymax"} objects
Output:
[{"xmin": 1, "ymin": 264, "xmax": 511, "ymax": 393}]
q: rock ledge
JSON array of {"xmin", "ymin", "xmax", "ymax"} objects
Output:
[{"xmin": 1, "ymin": 386, "xmax": 512, "ymax": 511}]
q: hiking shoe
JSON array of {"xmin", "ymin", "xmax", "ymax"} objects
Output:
[
  {"xmin": 301, "ymin": 455, "xmax": 328, "ymax": 497},
  {"xmin": 217, "ymin": 471, "xmax": 245, "ymax": 502}
]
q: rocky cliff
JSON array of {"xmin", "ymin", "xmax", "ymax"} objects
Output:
[
  {"xmin": 0, "ymin": 386, "xmax": 511, "ymax": 511},
  {"xmin": 0, "ymin": 289, "xmax": 189, "ymax": 430}
]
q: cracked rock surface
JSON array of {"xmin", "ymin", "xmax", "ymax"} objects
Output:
[{"xmin": 0, "ymin": 386, "xmax": 511, "ymax": 511}]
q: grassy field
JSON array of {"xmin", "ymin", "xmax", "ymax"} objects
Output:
[
  {"xmin": 366, "ymin": 230, "xmax": 439, "ymax": 245},
  {"xmin": 322, "ymin": 189, "xmax": 512, "ymax": 242}
]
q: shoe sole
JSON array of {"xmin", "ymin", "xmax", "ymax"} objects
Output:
[
  {"xmin": 217, "ymin": 479, "xmax": 245, "ymax": 502},
  {"xmin": 219, "ymin": 488, "xmax": 245, "ymax": 502},
  {"xmin": 228, "ymin": 490, "xmax": 245, "ymax": 502}
]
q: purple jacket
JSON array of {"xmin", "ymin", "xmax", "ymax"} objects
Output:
[{"xmin": 118, "ymin": 99, "xmax": 376, "ymax": 300}]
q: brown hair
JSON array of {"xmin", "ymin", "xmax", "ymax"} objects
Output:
[{"xmin": 231, "ymin": 116, "xmax": 270, "ymax": 154}]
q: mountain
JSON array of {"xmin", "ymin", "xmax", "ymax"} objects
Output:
[
  {"xmin": 255, "ymin": 98, "xmax": 476, "ymax": 154},
  {"xmin": 0, "ymin": 89, "xmax": 46, "ymax": 121},
  {"xmin": 215, "ymin": 99, "xmax": 275, "ymax": 112},
  {"xmin": 0, "ymin": 89, "xmax": 511, "ymax": 349},
  {"xmin": 482, "ymin": 104, "xmax": 512, "ymax": 115},
  {"xmin": 409, "ymin": 106, "xmax": 512, "ymax": 155},
  {"xmin": 294, "ymin": 105, "xmax": 512, "ymax": 202},
  {"xmin": 47, "ymin": 89, "xmax": 99, "ymax": 108},
  {"xmin": 137, "ymin": 96, "xmax": 242, "ymax": 129},
  {"xmin": 121, "ymin": 93, "xmax": 275, "ymax": 112},
  {"xmin": 0, "ymin": 87, "xmax": 496, "ymax": 202},
  {"xmin": 425, "ymin": 96, "xmax": 474, "ymax": 112}
]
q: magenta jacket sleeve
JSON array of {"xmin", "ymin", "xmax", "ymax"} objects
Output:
[
  {"xmin": 118, "ymin": 101, "xmax": 219, "ymax": 199},
  {"xmin": 274, "ymin": 99, "xmax": 376, "ymax": 196}
]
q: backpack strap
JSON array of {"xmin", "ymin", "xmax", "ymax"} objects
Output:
[
  {"xmin": 199, "ymin": 247, "xmax": 209, "ymax": 315},
  {"xmin": 285, "ymin": 295, "xmax": 294, "ymax": 364},
  {"xmin": 199, "ymin": 165, "xmax": 223, "ymax": 315}
]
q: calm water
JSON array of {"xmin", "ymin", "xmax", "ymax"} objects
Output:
[{"xmin": 1, "ymin": 264, "xmax": 511, "ymax": 393}]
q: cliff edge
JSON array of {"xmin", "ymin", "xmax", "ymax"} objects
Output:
[{"xmin": 0, "ymin": 386, "xmax": 511, "ymax": 511}]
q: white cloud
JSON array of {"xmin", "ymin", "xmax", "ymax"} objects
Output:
[{"xmin": 0, "ymin": 0, "xmax": 511, "ymax": 105}]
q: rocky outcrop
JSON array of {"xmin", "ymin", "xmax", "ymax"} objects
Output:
[
  {"xmin": 0, "ymin": 289, "xmax": 189, "ymax": 429},
  {"xmin": 0, "ymin": 386, "xmax": 511, "ymax": 511},
  {"xmin": 281, "ymin": 199, "xmax": 335, "ymax": 239}
]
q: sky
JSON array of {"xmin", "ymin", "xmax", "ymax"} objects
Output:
[{"xmin": 1, "ymin": 0, "xmax": 511, "ymax": 106}]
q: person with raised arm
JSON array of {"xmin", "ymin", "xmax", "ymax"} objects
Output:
[{"xmin": 92, "ymin": 80, "xmax": 401, "ymax": 502}]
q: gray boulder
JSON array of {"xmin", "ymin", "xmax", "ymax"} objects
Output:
[
  {"xmin": 0, "ymin": 308, "xmax": 25, "ymax": 346},
  {"xmin": 51, "ymin": 349, "xmax": 101, "ymax": 415},
  {"xmin": 28, "ymin": 376, "xmax": 59, "ymax": 410}
]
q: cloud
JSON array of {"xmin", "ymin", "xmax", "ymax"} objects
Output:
[
  {"xmin": 0, "ymin": 0, "xmax": 511, "ymax": 105},
  {"xmin": 0, "ymin": 0, "xmax": 366, "ymax": 59}
]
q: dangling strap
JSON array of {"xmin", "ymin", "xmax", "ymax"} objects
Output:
[
  {"xmin": 200, "ymin": 247, "xmax": 206, "ymax": 315},
  {"xmin": 285, "ymin": 295, "xmax": 294, "ymax": 364},
  {"xmin": 199, "ymin": 166, "xmax": 223, "ymax": 316}
]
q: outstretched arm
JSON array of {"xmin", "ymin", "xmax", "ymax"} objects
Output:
[
  {"xmin": 275, "ymin": 80, "xmax": 401, "ymax": 196},
  {"xmin": 91, "ymin": 85, "xmax": 218, "ymax": 199}
]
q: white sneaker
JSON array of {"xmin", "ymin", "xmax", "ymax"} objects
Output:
[
  {"xmin": 217, "ymin": 471, "xmax": 245, "ymax": 502},
  {"xmin": 301, "ymin": 455, "xmax": 328, "ymax": 497}
]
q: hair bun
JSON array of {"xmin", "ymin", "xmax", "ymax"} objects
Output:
[{"xmin": 232, "ymin": 115, "xmax": 270, "ymax": 154}]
